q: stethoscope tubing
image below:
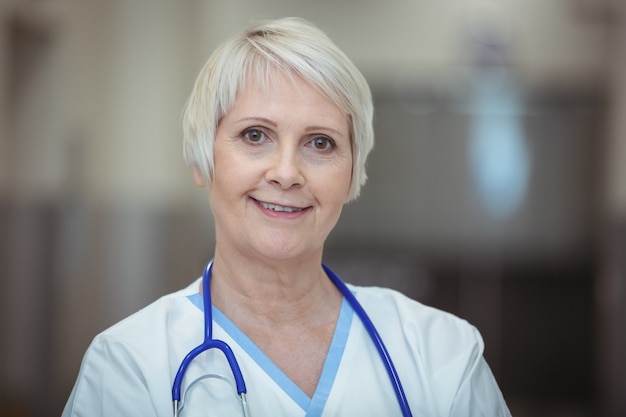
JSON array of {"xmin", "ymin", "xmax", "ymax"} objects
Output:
[{"xmin": 172, "ymin": 260, "xmax": 413, "ymax": 417}]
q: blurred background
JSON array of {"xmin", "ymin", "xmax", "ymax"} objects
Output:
[{"xmin": 0, "ymin": 0, "xmax": 624, "ymax": 416}]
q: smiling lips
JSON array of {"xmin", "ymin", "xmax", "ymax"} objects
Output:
[{"xmin": 253, "ymin": 198, "xmax": 307, "ymax": 213}]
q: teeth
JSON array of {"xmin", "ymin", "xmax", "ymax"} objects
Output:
[{"xmin": 258, "ymin": 200, "xmax": 303, "ymax": 213}]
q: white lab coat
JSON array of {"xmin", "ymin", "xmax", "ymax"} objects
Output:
[{"xmin": 62, "ymin": 275, "xmax": 511, "ymax": 417}]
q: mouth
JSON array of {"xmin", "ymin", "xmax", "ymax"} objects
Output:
[{"xmin": 253, "ymin": 198, "xmax": 306, "ymax": 213}]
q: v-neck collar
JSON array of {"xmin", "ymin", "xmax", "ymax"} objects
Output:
[{"xmin": 186, "ymin": 293, "xmax": 354, "ymax": 416}]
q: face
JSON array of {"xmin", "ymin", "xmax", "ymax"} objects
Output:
[{"xmin": 198, "ymin": 71, "xmax": 353, "ymax": 263}]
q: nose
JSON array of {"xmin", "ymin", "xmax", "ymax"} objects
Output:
[{"xmin": 265, "ymin": 145, "xmax": 305, "ymax": 189}]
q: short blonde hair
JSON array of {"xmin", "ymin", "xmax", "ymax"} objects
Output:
[{"xmin": 182, "ymin": 17, "xmax": 374, "ymax": 202}]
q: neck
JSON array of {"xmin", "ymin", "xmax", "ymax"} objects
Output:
[{"xmin": 207, "ymin": 249, "xmax": 342, "ymax": 329}]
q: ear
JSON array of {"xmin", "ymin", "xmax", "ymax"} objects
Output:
[{"xmin": 192, "ymin": 166, "xmax": 206, "ymax": 187}]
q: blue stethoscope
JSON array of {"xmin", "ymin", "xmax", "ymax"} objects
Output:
[{"xmin": 172, "ymin": 260, "xmax": 413, "ymax": 417}]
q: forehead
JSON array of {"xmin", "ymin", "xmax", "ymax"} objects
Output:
[{"xmin": 225, "ymin": 69, "xmax": 350, "ymax": 133}]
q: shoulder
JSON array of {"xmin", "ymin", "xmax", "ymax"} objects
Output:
[
  {"xmin": 350, "ymin": 284, "xmax": 484, "ymax": 364},
  {"xmin": 62, "ymin": 279, "xmax": 202, "ymax": 416},
  {"xmin": 344, "ymin": 285, "xmax": 512, "ymax": 416},
  {"xmin": 81, "ymin": 278, "xmax": 202, "ymax": 368},
  {"xmin": 351, "ymin": 284, "xmax": 478, "ymax": 333},
  {"xmin": 94, "ymin": 278, "xmax": 201, "ymax": 344}
]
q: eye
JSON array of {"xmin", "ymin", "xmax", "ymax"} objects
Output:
[
  {"xmin": 242, "ymin": 128, "xmax": 266, "ymax": 144},
  {"xmin": 310, "ymin": 136, "xmax": 334, "ymax": 151}
]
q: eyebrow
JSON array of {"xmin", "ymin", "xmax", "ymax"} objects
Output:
[
  {"xmin": 236, "ymin": 117, "xmax": 277, "ymax": 127},
  {"xmin": 235, "ymin": 117, "xmax": 347, "ymax": 137},
  {"xmin": 305, "ymin": 125, "xmax": 346, "ymax": 137}
]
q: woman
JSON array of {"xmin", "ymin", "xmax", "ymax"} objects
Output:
[{"xmin": 63, "ymin": 17, "xmax": 511, "ymax": 417}]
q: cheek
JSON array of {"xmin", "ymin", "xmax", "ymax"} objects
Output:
[
  {"xmin": 211, "ymin": 144, "xmax": 242, "ymax": 190},
  {"xmin": 208, "ymin": 159, "xmax": 236, "ymax": 206},
  {"xmin": 321, "ymin": 163, "xmax": 352, "ymax": 205}
]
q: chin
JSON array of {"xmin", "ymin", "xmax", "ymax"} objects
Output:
[{"xmin": 252, "ymin": 239, "xmax": 320, "ymax": 264}]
